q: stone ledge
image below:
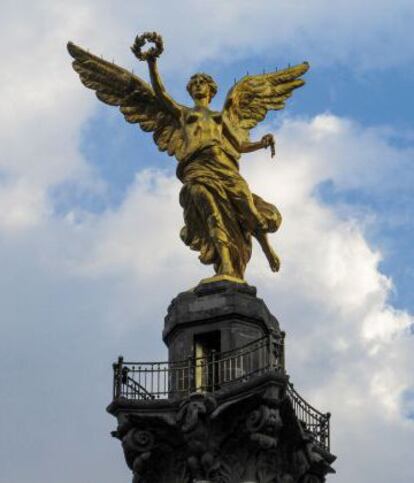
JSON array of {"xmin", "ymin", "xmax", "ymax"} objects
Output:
[{"xmin": 163, "ymin": 280, "xmax": 280, "ymax": 343}]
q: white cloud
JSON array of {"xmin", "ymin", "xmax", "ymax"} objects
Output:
[
  {"xmin": 88, "ymin": 0, "xmax": 414, "ymax": 72},
  {"xmin": 0, "ymin": 179, "xmax": 49, "ymax": 229},
  {"xmin": 93, "ymin": 0, "xmax": 414, "ymax": 73}
]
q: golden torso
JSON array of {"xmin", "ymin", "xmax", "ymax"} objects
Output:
[{"xmin": 180, "ymin": 107, "xmax": 224, "ymax": 160}]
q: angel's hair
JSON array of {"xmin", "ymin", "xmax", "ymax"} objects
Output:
[{"xmin": 186, "ymin": 73, "xmax": 217, "ymax": 101}]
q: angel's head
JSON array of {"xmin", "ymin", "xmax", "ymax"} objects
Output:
[{"xmin": 187, "ymin": 73, "xmax": 217, "ymax": 103}]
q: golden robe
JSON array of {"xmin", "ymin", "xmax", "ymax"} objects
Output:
[{"xmin": 177, "ymin": 145, "xmax": 281, "ymax": 279}]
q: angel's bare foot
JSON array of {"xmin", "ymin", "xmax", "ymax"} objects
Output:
[
  {"xmin": 254, "ymin": 230, "xmax": 280, "ymax": 272},
  {"xmin": 267, "ymin": 247, "xmax": 280, "ymax": 272}
]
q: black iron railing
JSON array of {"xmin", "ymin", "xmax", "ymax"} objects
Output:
[
  {"xmin": 113, "ymin": 335, "xmax": 284, "ymax": 400},
  {"xmin": 112, "ymin": 334, "xmax": 330, "ymax": 451},
  {"xmin": 286, "ymin": 382, "xmax": 330, "ymax": 451}
]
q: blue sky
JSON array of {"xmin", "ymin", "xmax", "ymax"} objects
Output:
[{"xmin": 1, "ymin": 1, "xmax": 414, "ymax": 483}]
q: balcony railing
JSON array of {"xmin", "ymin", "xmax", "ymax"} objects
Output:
[
  {"xmin": 112, "ymin": 334, "xmax": 330, "ymax": 451},
  {"xmin": 113, "ymin": 335, "xmax": 284, "ymax": 400},
  {"xmin": 286, "ymin": 382, "xmax": 330, "ymax": 451}
]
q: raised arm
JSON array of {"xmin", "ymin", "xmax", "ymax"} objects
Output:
[
  {"xmin": 131, "ymin": 32, "xmax": 181, "ymax": 119},
  {"xmin": 147, "ymin": 59, "xmax": 181, "ymax": 118}
]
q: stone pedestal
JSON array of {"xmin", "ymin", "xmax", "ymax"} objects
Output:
[
  {"xmin": 107, "ymin": 282, "xmax": 336, "ymax": 482},
  {"xmin": 164, "ymin": 281, "xmax": 283, "ymax": 365}
]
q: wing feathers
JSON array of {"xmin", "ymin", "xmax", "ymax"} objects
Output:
[
  {"xmin": 67, "ymin": 41, "xmax": 182, "ymax": 157},
  {"xmin": 223, "ymin": 62, "xmax": 309, "ymax": 137}
]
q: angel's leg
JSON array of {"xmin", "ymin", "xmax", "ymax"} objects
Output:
[
  {"xmin": 207, "ymin": 215, "xmax": 234, "ymax": 275},
  {"xmin": 254, "ymin": 231, "xmax": 280, "ymax": 272},
  {"xmin": 234, "ymin": 181, "xmax": 268, "ymax": 231},
  {"xmin": 192, "ymin": 184, "xmax": 236, "ymax": 276}
]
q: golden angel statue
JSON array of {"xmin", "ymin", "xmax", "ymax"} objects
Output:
[{"xmin": 67, "ymin": 32, "xmax": 309, "ymax": 283}]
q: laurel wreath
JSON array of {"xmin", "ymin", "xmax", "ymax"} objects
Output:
[{"xmin": 131, "ymin": 32, "xmax": 164, "ymax": 61}]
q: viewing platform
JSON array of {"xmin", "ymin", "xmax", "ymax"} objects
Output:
[
  {"xmin": 107, "ymin": 281, "xmax": 335, "ymax": 482},
  {"xmin": 111, "ymin": 334, "xmax": 331, "ymax": 452}
]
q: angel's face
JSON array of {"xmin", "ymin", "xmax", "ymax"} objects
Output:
[{"xmin": 189, "ymin": 76, "xmax": 211, "ymax": 101}]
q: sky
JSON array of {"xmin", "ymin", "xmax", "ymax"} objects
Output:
[{"xmin": 0, "ymin": 1, "xmax": 413, "ymax": 482}]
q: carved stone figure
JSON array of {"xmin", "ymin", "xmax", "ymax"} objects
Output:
[
  {"xmin": 68, "ymin": 32, "xmax": 309, "ymax": 282},
  {"xmin": 110, "ymin": 383, "xmax": 335, "ymax": 483}
]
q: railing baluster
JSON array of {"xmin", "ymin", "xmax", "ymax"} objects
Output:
[
  {"xmin": 115, "ymin": 356, "xmax": 123, "ymax": 399},
  {"xmin": 286, "ymin": 382, "xmax": 330, "ymax": 452},
  {"xmin": 164, "ymin": 364, "xmax": 167, "ymax": 396},
  {"xmin": 138, "ymin": 365, "xmax": 141, "ymax": 392},
  {"xmin": 150, "ymin": 363, "xmax": 153, "ymax": 395}
]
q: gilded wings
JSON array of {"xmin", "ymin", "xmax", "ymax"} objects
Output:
[
  {"xmin": 67, "ymin": 42, "xmax": 184, "ymax": 158},
  {"xmin": 222, "ymin": 63, "xmax": 310, "ymax": 143},
  {"xmin": 68, "ymin": 40, "xmax": 309, "ymax": 159}
]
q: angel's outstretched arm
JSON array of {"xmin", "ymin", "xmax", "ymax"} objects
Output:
[
  {"xmin": 147, "ymin": 59, "xmax": 181, "ymax": 119},
  {"xmin": 223, "ymin": 119, "xmax": 275, "ymax": 157}
]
